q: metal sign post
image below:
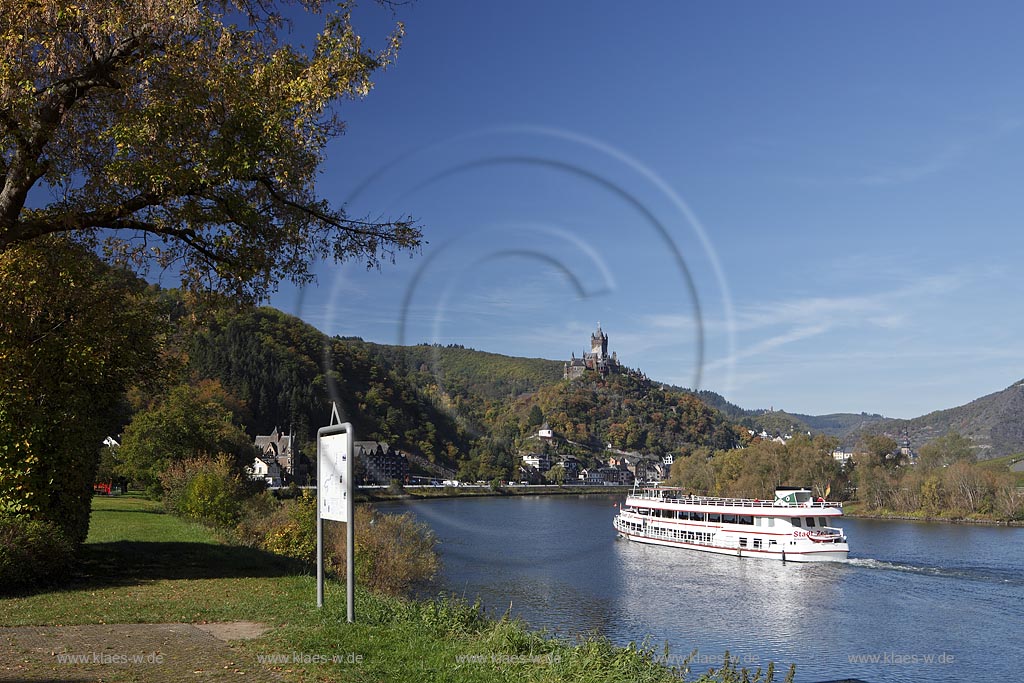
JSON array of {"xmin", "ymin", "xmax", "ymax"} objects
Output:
[{"xmin": 316, "ymin": 409, "xmax": 355, "ymax": 622}]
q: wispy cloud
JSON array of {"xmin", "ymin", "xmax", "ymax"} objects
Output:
[
  {"xmin": 857, "ymin": 143, "xmax": 967, "ymax": 186},
  {"xmin": 789, "ymin": 118, "xmax": 1024, "ymax": 188},
  {"xmin": 701, "ymin": 324, "xmax": 830, "ymax": 373}
]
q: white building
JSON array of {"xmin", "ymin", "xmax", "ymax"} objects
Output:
[
  {"xmin": 248, "ymin": 455, "xmax": 283, "ymax": 487},
  {"xmin": 522, "ymin": 453, "xmax": 552, "ymax": 472},
  {"xmin": 832, "ymin": 450, "xmax": 853, "ymax": 467}
]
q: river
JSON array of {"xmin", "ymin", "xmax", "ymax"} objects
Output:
[{"xmin": 378, "ymin": 494, "xmax": 1023, "ymax": 683}]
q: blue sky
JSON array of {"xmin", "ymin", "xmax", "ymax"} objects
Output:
[{"xmin": 271, "ymin": 1, "xmax": 1024, "ymax": 419}]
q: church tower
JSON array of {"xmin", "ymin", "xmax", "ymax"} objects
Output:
[{"xmin": 591, "ymin": 322, "xmax": 608, "ymax": 360}]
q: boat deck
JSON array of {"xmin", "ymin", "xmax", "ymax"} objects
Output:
[{"xmin": 630, "ymin": 488, "xmax": 842, "ymax": 509}]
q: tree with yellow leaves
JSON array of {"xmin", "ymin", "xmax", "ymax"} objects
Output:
[{"xmin": 0, "ymin": 0, "xmax": 419, "ymax": 300}]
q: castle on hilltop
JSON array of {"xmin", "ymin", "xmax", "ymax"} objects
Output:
[{"xmin": 564, "ymin": 323, "xmax": 620, "ymax": 380}]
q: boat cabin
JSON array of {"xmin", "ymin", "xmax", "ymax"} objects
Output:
[{"xmin": 773, "ymin": 487, "xmax": 815, "ymax": 506}]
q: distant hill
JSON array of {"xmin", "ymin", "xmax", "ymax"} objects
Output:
[
  {"xmin": 672, "ymin": 382, "xmax": 1024, "ymax": 461},
  {"xmin": 672, "ymin": 387, "xmax": 814, "ymax": 437},
  {"xmin": 848, "ymin": 380, "xmax": 1024, "ymax": 459},
  {"xmin": 788, "ymin": 412, "xmax": 888, "ymax": 439},
  {"xmin": 699, "ymin": 381, "xmax": 1024, "ymax": 459}
]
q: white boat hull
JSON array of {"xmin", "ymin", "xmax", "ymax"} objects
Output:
[{"xmin": 616, "ymin": 526, "xmax": 848, "ymax": 562}]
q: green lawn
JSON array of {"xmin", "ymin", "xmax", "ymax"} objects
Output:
[
  {"xmin": 3, "ymin": 494, "xmax": 311, "ymax": 626},
  {"xmin": 2, "ymin": 495, "xmax": 766, "ymax": 682}
]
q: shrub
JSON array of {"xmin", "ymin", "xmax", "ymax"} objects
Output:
[
  {"xmin": 0, "ymin": 514, "xmax": 75, "ymax": 593},
  {"xmin": 233, "ymin": 490, "xmax": 281, "ymax": 546},
  {"xmin": 256, "ymin": 491, "xmax": 317, "ymax": 566},
  {"xmin": 325, "ymin": 505, "xmax": 439, "ymax": 596},
  {"xmin": 159, "ymin": 454, "xmax": 249, "ymax": 528},
  {"xmin": 234, "ymin": 495, "xmax": 439, "ymax": 593}
]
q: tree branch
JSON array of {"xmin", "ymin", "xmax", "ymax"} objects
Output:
[{"xmin": 251, "ymin": 175, "xmax": 412, "ymax": 239}]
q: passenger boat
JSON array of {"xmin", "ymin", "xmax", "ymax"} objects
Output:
[{"xmin": 613, "ymin": 485, "xmax": 849, "ymax": 562}]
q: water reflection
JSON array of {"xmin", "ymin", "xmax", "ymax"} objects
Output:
[{"xmin": 610, "ymin": 538, "xmax": 845, "ymax": 665}]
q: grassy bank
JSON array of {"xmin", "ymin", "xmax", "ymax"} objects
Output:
[
  {"xmin": 842, "ymin": 500, "xmax": 1023, "ymax": 526},
  {"xmin": 2, "ymin": 494, "xmax": 789, "ymax": 682}
]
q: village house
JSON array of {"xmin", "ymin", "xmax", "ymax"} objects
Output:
[
  {"xmin": 253, "ymin": 427, "xmax": 308, "ymax": 484},
  {"xmin": 556, "ymin": 455, "xmax": 582, "ymax": 480},
  {"xmin": 598, "ymin": 466, "xmax": 635, "ymax": 485},
  {"xmin": 248, "ymin": 426, "xmax": 307, "ymax": 486},
  {"xmin": 248, "ymin": 454, "xmax": 283, "ymax": 488}
]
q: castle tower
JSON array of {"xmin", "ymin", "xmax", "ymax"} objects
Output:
[{"xmin": 591, "ymin": 322, "xmax": 608, "ymax": 360}]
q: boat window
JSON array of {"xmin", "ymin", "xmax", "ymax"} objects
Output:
[
  {"xmin": 791, "ymin": 517, "xmax": 802, "ymax": 527},
  {"xmin": 754, "ymin": 517, "xmax": 761, "ymax": 527},
  {"xmin": 708, "ymin": 513, "xmax": 721, "ymax": 524},
  {"xmin": 769, "ymin": 540, "xmax": 777, "ymax": 546},
  {"xmin": 738, "ymin": 515, "xmax": 754, "ymax": 525},
  {"xmin": 721, "ymin": 514, "xmax": 737, "ymax": 524},
  {"xmin": 767, "ymin": 518, "xmax": 774, "ymax": 527},
  {"xmin": 739, "ymin": 537, "xmax": 748, "ymax": 548},
  {"xmin": 818, "ymin": 517, "xmax": 829, "ymax": 527},
  {"xmin": 753, "ymin": 539, "xmax": 762, "ymax": 549},
  {"xmin": 805, "ymin": 517, "xmax": 816, "ymax": 527}
]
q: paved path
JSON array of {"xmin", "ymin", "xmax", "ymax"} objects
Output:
[{"xmin": 0, "ymin": 622, "xmax": 281, "ymax": 682}]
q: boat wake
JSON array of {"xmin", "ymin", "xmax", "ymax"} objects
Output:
[{"xmin": 844, "ymin": 557, "xmax": 1023, "ymax": 585}]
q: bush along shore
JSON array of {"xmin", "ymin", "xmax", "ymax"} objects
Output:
[{"xmin": 1, "ymin": 493, "xmax": 795, "ymax": 683}]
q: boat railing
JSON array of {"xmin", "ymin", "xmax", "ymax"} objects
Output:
[{"xmin": 629, "ymin": 488, "xmax": 843, "ymax": 509}]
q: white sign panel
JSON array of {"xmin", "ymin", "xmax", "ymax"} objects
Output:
[{"xmin": 318, "ymin": 429, "xmax": 351, "ymax": 522}]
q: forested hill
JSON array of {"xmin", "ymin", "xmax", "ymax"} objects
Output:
[
  {"xmin": 181, "ymin": 302, "xmax": 1024, "ymax": 471},
  {"xmin": 184, "ymin": 304, "xmax": 744, "ymax": 477},
  {"xmin": 521, "ymin": 372, "xmax": 743, "ymax": 455},
  {"xmin": 368, "ymin": 343, "xmax": 565, "ymax": 401},
  {"xmin": 188, "ymin": 306, "xmax": 473, "ymax": 462}
]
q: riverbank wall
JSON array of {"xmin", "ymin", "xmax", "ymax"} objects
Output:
[{"xmin": 355, "ymin": 484, "xmax": 632, "ymax": 503}]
